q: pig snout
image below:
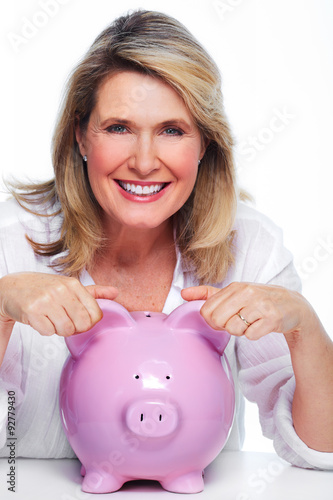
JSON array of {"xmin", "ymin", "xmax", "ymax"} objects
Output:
[{"xmin": 126, "ymin": 400, "xmax": 178, "ymax": 438}]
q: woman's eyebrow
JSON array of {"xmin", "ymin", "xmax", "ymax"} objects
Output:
[
  {"xmin": 99, "ymin": 117, "xmax": 132, "ymax": 127},
  {"xmin": 99, "ymin": 117, "xmax": 191, "ymax": 128},
  {"xmin": 159, "ymin": 119, "xmax": 191, "ymax": 128}
]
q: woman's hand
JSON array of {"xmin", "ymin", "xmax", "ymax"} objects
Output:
[
  {"xmin": 0, "ymin": 272, "xmax": 118, "ymax": 337},
  {"xmin": 181, "ymin": 282, "xmax": 315, "ymax": 341},
  {"xmin": 183, "ymin": 282, "xmax": 333, "ymax": 452}
]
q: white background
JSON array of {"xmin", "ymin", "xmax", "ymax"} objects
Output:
[{"xmin": 1, "ymin": 0, "xmax": 332, "ymax": 453}]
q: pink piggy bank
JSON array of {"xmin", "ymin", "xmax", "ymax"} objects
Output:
[{"xmin": 59, "ymin": 299, "xmax": 235, "ymax": 494}]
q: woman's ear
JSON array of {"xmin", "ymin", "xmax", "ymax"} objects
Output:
[
  {"xmin": 75, "ymin": 118, "xmax": 87, "ymax": 157},
  {"xmin": 200, "ymin": 136, "xmax": 210, "ymax": 161}
]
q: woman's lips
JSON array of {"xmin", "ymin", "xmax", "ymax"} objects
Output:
[{"xmin": 115, "ymin": 180, "xmax": 171, "ymax": 202}]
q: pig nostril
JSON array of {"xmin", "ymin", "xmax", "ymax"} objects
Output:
[
  {"xmin": 126, "ymin": 402, "xmax": 178, "ymax": 436},
  {"xmin": 145, "ymin": 313, "xmax": 151, "ymax": 317}
]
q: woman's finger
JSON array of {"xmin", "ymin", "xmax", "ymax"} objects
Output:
[
  {"xmin": 74, "ymin": 285, "xmax": 119, "ymax": 329},
  {"xmin": 243, "ymin": 319, "xmax": 272, "ymax": 341},
  {"xmin": 200, "ymin": 287, "xmax": 241, "ymax": 330},
  {"xmin": 199, "ymin": 284, "xmax": 271, "ymax": 334},
  {"xmin": 223, "ymin": 313, "xmax": 251, "ymax": 337},
  {"xmin": 26, "ymin": 314, "xmax": 57, "ymax": 337},
  {"xmin": 59, "ymin": 285, "xmax": 119, "ymax": 334}
]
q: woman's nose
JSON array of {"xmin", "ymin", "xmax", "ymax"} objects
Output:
[{"xmin": 129, "ymin": 135, "xmax": 160, "ymax": 176}]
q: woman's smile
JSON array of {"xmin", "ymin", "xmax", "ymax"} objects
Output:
[{"xmin": 116, "ymin": 180, "xmax": 169, "ymax": 197}]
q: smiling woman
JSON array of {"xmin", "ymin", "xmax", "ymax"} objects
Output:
[
  {"xmin": 0, "ymin": 8, "xmax": 332, "ymax": 478},
  {"xmin": 7, "ymin": 10, "xmax": 236, "ymax": 284}
]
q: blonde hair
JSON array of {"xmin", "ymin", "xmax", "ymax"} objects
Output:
[{"xmin": 10, "ymin": 10, "xmax": 237, "ymax": 284}]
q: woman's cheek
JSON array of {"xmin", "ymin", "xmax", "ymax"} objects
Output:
[
  {"xmin": 163, "ymin": 147, "xmax": 199, "ymax": 179},
  {"xmin": 87, "ymin": 145, "xmax": 124, "ymax": 174}
]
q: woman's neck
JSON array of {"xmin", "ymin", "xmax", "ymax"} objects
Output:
[
  {"xmin": 95, "ymin": 218, "xmax": 175, "ymax": 269},
  {"xmin": 87, "ymin": 218, "xmax": 177, "ymax": 312}
]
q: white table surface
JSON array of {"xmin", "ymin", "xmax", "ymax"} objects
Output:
[{"xmin": 0, "ymin": 450, "xmax": 332, "ymax": 500}]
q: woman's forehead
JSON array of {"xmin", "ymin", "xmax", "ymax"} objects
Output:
[{"xmin": 92, "ymin": 71, "xmax": 196, "ymax": 125}]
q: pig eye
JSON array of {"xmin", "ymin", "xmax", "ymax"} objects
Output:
[
  {"xmin": 134, "ymin": 375, "xmax": 140, "ymax": 379},
  {"xmin": 166, "ymin": 375, "xmax": 171, "ymax": 380}
]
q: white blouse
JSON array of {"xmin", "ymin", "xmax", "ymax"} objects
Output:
[{"xmin": 0, "ymin": 198, "xmax": 332, "ymax": 469}]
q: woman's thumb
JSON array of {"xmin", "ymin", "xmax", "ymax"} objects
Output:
[
  {"xmin": 181, "ymin": 285, "xmax": 218, "ymax": 301},
  {"xmin": 86, "ymin": 285, "xmax": 119, "ymax": 300}
]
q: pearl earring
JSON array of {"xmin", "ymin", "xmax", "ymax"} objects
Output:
[
  {"xmin": 83, "ymin": 155, "xmax": 87, "ymax": 162},
  {"xmin": 198, "ymin": 160, "xmax": 201, "ymax": 165}
]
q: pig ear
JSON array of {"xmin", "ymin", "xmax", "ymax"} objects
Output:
[
  {"xmin": 65, "ymin": 299, "xmax": 136, "ymax": 359},
  {"xmin": 166, "ymin": 300, "xmax": 230, "ymax": 355}
]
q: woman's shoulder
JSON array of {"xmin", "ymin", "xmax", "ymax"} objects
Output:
[
  {"xmin": 234, "ymin": 201, "xmax": 283, "ymax": 240},
  {"xmin": 0, "ymin": 197, "xmax": 62, "ymax": 234},
  {"xmin": 231, "ymin": 201, "xmax": 296, "ymax": 281},
  {"xmin": 232, "ymin": 201, "xmax": 292, "ymax": 267},
  {"xmin": 0, "ymin": 197, "xmax": 34, "ymax": 228}
]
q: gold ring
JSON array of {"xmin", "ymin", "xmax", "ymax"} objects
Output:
[{"xmin": 237, "ymin": 312, "xmax": 251, "ymax": 327}]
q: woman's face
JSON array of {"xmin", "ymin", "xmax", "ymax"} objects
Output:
[{"xmin": 76, "ymin": 71, "xmax": 206, "ymax": 232}]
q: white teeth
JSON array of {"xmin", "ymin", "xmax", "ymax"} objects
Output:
[{"xmin": 118, "ymin": 181, "xmax": 165, "ymax": 196}]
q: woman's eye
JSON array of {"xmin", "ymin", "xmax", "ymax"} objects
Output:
[
  {"xmin": 163, "ymin": 127, "xmax": 184, "ymax": 136},
  {"xmin": 106, "ymin": 125, "xmax": 127, "ymax": 134}
]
